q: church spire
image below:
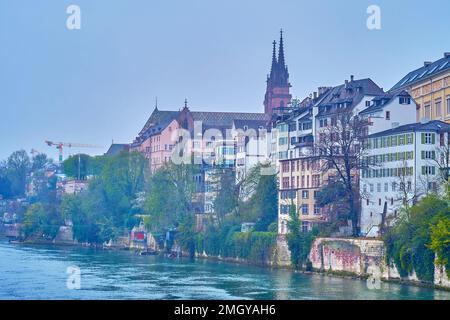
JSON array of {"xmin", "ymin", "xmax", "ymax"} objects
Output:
[
  {"xmin": 278, "ymin": 29, "xmax": 286, "ymax": 69},
  {"xmin": 270, "ymin": 40, "xmax": 277, "ymax": 76}
]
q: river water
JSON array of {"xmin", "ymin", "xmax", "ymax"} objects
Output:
[{"xmin": 0, "ymin": 240, "xmax": 449, "ymax": 300}]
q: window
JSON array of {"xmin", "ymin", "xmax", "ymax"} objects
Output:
[
  {"xmin": 301, "ymin": 204, "xmax": 309, "ymax": 215},
  {"xmin": 435, "ymin": 100, "xmax": 442, "ymax": 117},
  {"xmin": 384, "ymin": 183, "xmax": 388, "ymax": 192},
  {"xmin": 314, "ymin": 205, "xmax": 321, "ymax": 215},
  {"xmin": 366, "ymin": 100, "xmax": 371, "ymax": 107},
  {"xmin": 370, "ymin": 184, "xmax": 374, "ymax": 192},
  {"xmin": 301, "ymin": 221, "xmax": 309, "ymax": 233},
  {"xmin": 400, "ymin": 97, "xmax": 411, "ymax": 104},
  {"xmin": 421, "ymin": 150, "xmax": 436, "ymax": 160},
  {"xmin": 447, "ymin": 96, "xmax": 450, "ymax": 115},
  {"xmin": 302, "ymin": 190, "xmax": 309, "ymax": 199},
  {"xmin": 386, "ymin": 111, "xmax": 390, "ymax": 120},
  {"xmin": 422, "ymin": 133, "xmax": 435, "ymax": 144},
  {"xmin": 424, "ymin": 104, "xmax": 431, "ymax": 119},
  {"xmin": 377, "ymin": 183, "xmax": 381, "ymax": 192},
  {"xmin": 319, "ymin": 119, "xmax": 328, "ymax": 127},
  {"xmin": 422, "ymin": 166, "xmax": 436, "ymax": 175}
]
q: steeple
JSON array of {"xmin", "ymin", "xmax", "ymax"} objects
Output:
[
  {"xmin": 270, "ymin": 40, "xmax": 277, "ymax": 77},
  {"xmin": 263, "ymin": 29, "xmax": 292, "ymax": 117},
  {"xmin": 278, "ymin": 29, "xmax": 285, "ymax": 70}
]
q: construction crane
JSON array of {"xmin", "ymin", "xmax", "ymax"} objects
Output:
[{"xmin": 44, "ymin": 140, "xmax": 103, "ymax": 164}]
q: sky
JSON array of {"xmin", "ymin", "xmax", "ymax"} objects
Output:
[{"xmin": 0, "ymin": 0, "xmax": 449, "ymax": 161}]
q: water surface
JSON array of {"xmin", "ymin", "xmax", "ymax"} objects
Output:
[{"xmin": 0, "ymin": 240, "xmax": 449, "ymax": 300}]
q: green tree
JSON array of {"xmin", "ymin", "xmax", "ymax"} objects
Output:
[
  {"xmin": 429, "ymin": 216, "xmax": 450, "ymax": 277},
  {"xmin": 7, "ymin": 150, "xmax": 31, "ymax": 197},
  {"xmin": 286, "ymin": 203, "xmax": 317, "ymax": 269},
  {"xmin": 23, "ymin": 203, "xmax": 62, "ymax": 239},
  {"xmin": 63, "ymin": 154, "xmax": 92, "ymax": 180},
  {"xmin": 384, "ymin": 194, "xmax": 449, "ymax": 282}
]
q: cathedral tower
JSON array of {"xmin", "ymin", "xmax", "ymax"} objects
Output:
[{"xmin": 263, "ymin": 29, "xmax": 292, "ymax": 117}]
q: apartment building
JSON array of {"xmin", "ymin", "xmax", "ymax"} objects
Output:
[
  {"xmin": 360, "ymin": 120, "xmax": 450, "ymax": 237},
  {"xmin": 390, "ymin": 52, "xmax": 450, "ymax": 123}
]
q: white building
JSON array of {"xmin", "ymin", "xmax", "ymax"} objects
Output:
[{"xmin": 360, "ymin": 120, "xmax": 450, "ymax": 237}]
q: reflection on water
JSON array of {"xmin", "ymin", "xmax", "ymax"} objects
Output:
[{"xmin": 0, "ymin": 240, "xmax": 449, "ymax": 300}]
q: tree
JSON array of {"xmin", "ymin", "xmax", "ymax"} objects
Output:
[
  {"xmin": 315, "ymin": 109, "xmax": 367, "ymax": 236},
  {"xmin": 384, "ymin": 194, "xmax": 448, "ymax": 282},
  {"xmin": 429, "ymin": 215, "xmax": 450, "ymax": 277},
  {"xmin": 6, "ymin": 150, "xmax": 31, "ymax": 197},
  {"xmin": 252, "ymin": 169, "xmax": 278, "ymax": 231},
  {"xmin": 31, "ymin": 153, "xmax": 51, "ymax": 172},
  {"xmin": 23, "ymin": 203, "xmax": 62, "ymax": 239},
  {"xmin": 63, "ymin": 154, "xmax": 92, "ymax": 180},
  {"xmin": 212, "ymin": 168, "xmax": 239, "ymax": 226},
  {"xmin": 0, "ymin": 161, "xmax": 12, "ymax": 198},
  {"xmin": 286, "ymin": 202, "xmax": 317, "ymax": 269}
]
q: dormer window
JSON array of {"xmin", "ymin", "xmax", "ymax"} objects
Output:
[
  {"xmin": 399, "ymin": 97, "xmax": 411, "ymax": 104},
  {"xmin": 366, "ymin": 101, "xmax": 371, "ymax": 107},
  {"xmin": 243, "ymin": 125, "xmax": 248, "ymax": 131},
  {"xmin": 386, "ymin": 111, "xmax": 390, "ymax": 120}
]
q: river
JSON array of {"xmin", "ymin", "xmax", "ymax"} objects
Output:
[{"xmin": 0, "ymin": 240, "xmax": 449, "ymax": 300}]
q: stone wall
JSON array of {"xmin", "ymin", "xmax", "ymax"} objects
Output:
[
  {"xmin": 309, "ymin": 237, "xmax": 385, "ymax": 276},
  {"xmin": 274, "ymin": 235, "xmax": 291, "ymax": 267},
  {"xmin": 287, "ymin": 236, "xmax": 449, "ymax": 289}
]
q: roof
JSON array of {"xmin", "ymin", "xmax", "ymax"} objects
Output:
[
  {"xmin": 139, "ymin": 108, "xmax": 179, "ymax": 136},
  {"xmin": 105, "ymin": 144, "xmax": 130, "ymax": 156},
  {"xmin": 233, "ymin": 119, "xmax": 268, "ymax": 130},
  {"xmin": 359, "ymin": 90, "xmax": 411, "ymax": 115},
  {"xmin": 368, "ymin": 120, "xmax": 450, "ymax": 138},
  {"xmin": 191, "ymin": 111, "xmax": 268, "ymax": 127},
  {"xmin": 390, "ymin": 54, "xmax": 450, "ymax": 92},
  {"xmin": 316, "ymin": 78, "xmax": 384, "ymax": 117}
]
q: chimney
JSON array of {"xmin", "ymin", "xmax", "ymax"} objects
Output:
[
  {"xmin": 350, "ymin": 75, "xmax": 354, "ymax": 82},
  {"xmin": 313, "ymin": 92, "xmax": 317, "ymax": 99},
  {"xmin": 445, "ymin": 52, "xmax": 450, "ymax": 58},
  {"xmin": 424, "ymin": 61, "xmax": 432, "ymax": 66},
  {"xmin": 345, "ymin": 80, "xmax": 349, "ymax": 88}
]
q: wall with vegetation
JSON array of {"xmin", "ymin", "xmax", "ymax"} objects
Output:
[{"xmin": 308, "ymin": 237, "xmax": 450, "ymax": 289}]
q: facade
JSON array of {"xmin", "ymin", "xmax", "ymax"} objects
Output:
[
  {"xmin": 360, "ymin": 120, "xmax": 450, "ymax": 237},
  {"xmin": 277, "ymin": 77, "xmax": 386, "ymax": 234},
  {"xmin": 390, "ymin": 52, "xmax": 450, "ymax": 123},
  {"xmin": 276, "ymin": 78, "xmax": 421, "ymax": 236},
  {"xmin": 131, "ymin": 108, "xmax": 180, "ymax": 173}
]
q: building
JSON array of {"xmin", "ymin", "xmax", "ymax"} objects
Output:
[
  {"xmin": 105, "ymin": 143, "xmax": 130, "ymax": 156},
  {"xmin": 359, "ymin": 90, "xmax": 417, "ymax": 135},
  {"xmin": 264, "ymin": 30, "xmax": 292, "ymax": 118},
  {"xmin": 390, "ymin": 52, "xmax": 450, "ymax": 123},
  {"xmin": 360, "ymin": 120, "xmax": 450, "ymax": 237},
  {"xmin": 277, "ymin": 77, "xmax": 386, "ymax": 234},
  {"xmin": 131, "ymin": 106, "xmax": 180, "ymax": 173}
]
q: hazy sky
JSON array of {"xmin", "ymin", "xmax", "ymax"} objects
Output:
[{"xmin": 1, "ymin": 0, "xmax": 449, "ymax": 160}]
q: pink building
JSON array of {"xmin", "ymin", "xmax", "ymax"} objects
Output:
[{"xmin": 131, "ymin": 107, "xmax": 180, "ymax": 173}]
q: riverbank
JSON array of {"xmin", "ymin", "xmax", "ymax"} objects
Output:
[
  {"xmin": 2, "ymin": 239, "xmax": 450, "ymax": 300},
  {"xmin": 4, "ymin": 233, "xmax": 450, "ymax": 293}
]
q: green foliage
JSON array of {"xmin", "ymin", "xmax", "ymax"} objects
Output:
[
  {"xmin": 61, "ymin": 151, "xmax": 148, "ymax": 244},
  {"xmin": 23, "ymin": 203, "xmax": 62, "ymax": 239},
  {"xmin": 238, "ymin": 164, "xmax": 278, "ymax": 231},
  {"xmin": 429, "ymin": 216, "xmax": 450, "ymax": 277},
  {"xmin": 196, "ymin": 223, "xmax": 276, "ymax": 265},
  {"xmin": 212, "ymin": 169, "xmax": 238, "ymax": 225},
  {"xmin": 6, "ymin": 150, "xmax": 31, "ymax": 197},
  {"xmin": 63, "ymin": 154, "xmax": 93, "ymax": 179},
  {"xmin": 286, "ymin": 204, "xmax": 318, "ymax": 269},
  {"xmin": 384, "ymin": 194, "xmax": 450, "ymax": 282}
]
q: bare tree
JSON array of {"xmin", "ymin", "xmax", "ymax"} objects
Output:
[{"xmin": 315, "ymin": 109, "xmax": 368, "ymax": 236}]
